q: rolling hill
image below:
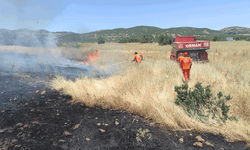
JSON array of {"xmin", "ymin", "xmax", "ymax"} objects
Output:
[
  {"xmin": 55, "ymin": 26, "xmax": 250, "ymax": 43},
  {"xmin": 55, "ymin": 26, "xmax": 223, "ymax": 43},
  {"xmin": 220, "ymin": 26, "xmax": 250, "ymax": 35},
  {"xmin": 0, "ymin": 26, "xmax": 250, "ymax": 45}
]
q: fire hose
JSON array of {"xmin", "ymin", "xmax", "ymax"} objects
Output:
[
  {"xmin": 105, "ymin": 59, "xmax": 160, "ymax": 67},
  {"xmin": 106, "ymin": 61, "xmax": 131, "ymax": 67}
]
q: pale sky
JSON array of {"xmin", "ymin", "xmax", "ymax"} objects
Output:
[{"xmin": 0, "ymin": 0, "xmax": 250, "ymax": 33}]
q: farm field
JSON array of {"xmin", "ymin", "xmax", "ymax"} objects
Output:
[
  {"xmin": 1, "ymin": 41, "xmax": 250, "ymax": 149},
  {"xmin": 53, "ymin": 41, "xmax": 250, "ymax": 145}
]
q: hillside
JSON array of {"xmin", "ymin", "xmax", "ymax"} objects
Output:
[
  {"xmin": 55, "ymin": 26, "xmax": 250, "ymax": 43},
  {"xmin": 0, "ymin": 26, "xmax": 250, "ymax": 45},
  {"xmin": 55, "ymin": 26, "xmax": 223, "ymax": 43},
  {"xmin": 220, "ymin": 26, "xmax": 250, "ymax": 35}
]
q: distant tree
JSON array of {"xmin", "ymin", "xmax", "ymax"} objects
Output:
[
  {"xmin": 118, "ymin": 38, "xmax": 128, "ymax": 43},
  {"xmin": 128, "ymin": 37, "xmax": 140, "ymax": 43},
  {"xmin": 140, "ymin": 35, "xmax": 153, "ymax": 43},
  {"xmin": 232, "ymin": 35, "xmax": 250, "ymax": 41},
  {"xmin": 228, "ymin": 32, "xmax": 237, "ymax": 35},
  {"xmin": 158, "ymin": 35, "xmax": 173, "ymax": 45},
  {"xmin": 213, "ymin": 36, "xmax": 219, "ymax": 41},
  {"xmin": 97, "ymin": 36, "xmax": 105, "ymax": 44},
  {"xmin": 235, "ymin": 37, "xmax": 240, "ymax": 41},
  {"xmin": 169, "ymin": 38, "xmax": 173, "ymax": 45},
  {"xmin": 118, "ymin": 37, "xmax": 140, "ymax": 43}
]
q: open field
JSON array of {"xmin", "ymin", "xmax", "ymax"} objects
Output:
[
  {"xmin": 52, "ymin": 41, "xmax": 250, "ymax": 145},
  {"xmin": 0, "ymin": 41, "xmax": 250, "ymax": 149},
  {"xmin": 1, "ymin": 42, "xmax": 249, "ymax": 145}
]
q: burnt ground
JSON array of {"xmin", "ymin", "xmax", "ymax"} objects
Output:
[{"xmin": 0, "ymin": 73, "xmax": 250, "ymax": 150}]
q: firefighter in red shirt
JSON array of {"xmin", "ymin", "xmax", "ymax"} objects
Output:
[
  {"xmin": 132, "ymin": 52, "xmax": 143, "ymax": 64},
  {"xmin": 180, "ymin": 52, "xmax": 192, "ymax": 82},
  {"xmin": 177, "ymin": 53, "xmax": 184, "ymax": 71}
]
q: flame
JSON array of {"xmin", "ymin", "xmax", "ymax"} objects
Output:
[{"xmin": 75, "ymin": 50, "xmax": 100, "ymax": 65}]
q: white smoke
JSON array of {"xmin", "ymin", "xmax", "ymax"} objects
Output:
[
  {"xmin": 0, "ymin": 30, "xmax": 94, "ymax": 77},
  {"xmin": 0, "ymin": 29, "xmax": 58, "ymax": 48}
]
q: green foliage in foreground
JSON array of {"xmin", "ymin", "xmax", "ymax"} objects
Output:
[{"xmin": 175, "ymin": 82, "xmax": 238, "ymax": 123}]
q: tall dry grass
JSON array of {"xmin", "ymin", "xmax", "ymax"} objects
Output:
[{"xmin": 52, "ymin": 41, "xmax": 250, "ymax": 144}]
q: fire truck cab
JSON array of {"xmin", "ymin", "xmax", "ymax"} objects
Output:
[{"xmin": 170, "ymin": 35, "xmax": 210, "ymax": 63}]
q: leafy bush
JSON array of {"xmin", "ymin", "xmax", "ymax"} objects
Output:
[
  {"xmin": 174, "ymin": 82, "xmax": 237, "ymax": 122},
  {"xmin": 75, "ymin": 43, "xmax": 81, "ymax": 49}
]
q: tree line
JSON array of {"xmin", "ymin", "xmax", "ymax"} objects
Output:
[
  {"xmin": 198, "ymin": 35, "xmax": 250, "ymax": 41},
  {"xmin": 115, "ymin": 35, "xmax": 173, "ymax": 45},
  {"xmin": 96, "ymin": 35, "xmax": 250, "ymax": 45}
]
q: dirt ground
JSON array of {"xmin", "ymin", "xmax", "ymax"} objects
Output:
[{"xmin": 1, "ymin": 73, "xmax": 250, "ymax": 150}]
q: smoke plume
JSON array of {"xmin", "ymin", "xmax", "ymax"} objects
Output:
[{"xmin": 0, "ymin": 29, "xmax": 100, "ymax": 77}]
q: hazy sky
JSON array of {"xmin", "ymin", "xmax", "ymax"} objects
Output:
[{"xmin": 0, "ymin": 0, "xmax": 249, "ymax": 33}]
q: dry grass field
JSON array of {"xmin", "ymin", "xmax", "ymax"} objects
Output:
[{"xmin": 52, "ymin": 41, "xmax": 250, "ymax": 145}]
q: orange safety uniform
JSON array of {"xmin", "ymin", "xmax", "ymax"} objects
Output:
[
  {"xmin": 180, "ymin": 57, "xmax": 192, "ymax": 81},
  {"xmin": 177, "ymin": 56, "xmax": 184, "ymax": 70},
  {"xmin": 95, "ymin": 50, "xmax": 100, "ymax": 59},
  {"xmin": 133, "ymin": 54, "xmax": 143, "ymax": 64}
]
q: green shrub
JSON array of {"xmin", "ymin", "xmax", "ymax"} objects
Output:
[
  {"xmin": 174, "ymin": 82, "xmax": 237, "ymax": 123},
  {"xmin": 75, "ymin": 43, "xmax": 81, "ymax": 49}
]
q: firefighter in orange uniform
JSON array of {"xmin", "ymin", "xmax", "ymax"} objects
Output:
[
  {"xmin": 132, "ymin": 52, "xmax": 143, "ymax": 64},
  {"xmin": 177, "ymin": 53, "xmax": 184, "ymax": 71},
  {"xmin": 95, "ymin": 50, "xmax": 100, "ymax": 59},
  {"xmin": 180, "ymin": 52, "xmax": 192, "ymax": 82}
]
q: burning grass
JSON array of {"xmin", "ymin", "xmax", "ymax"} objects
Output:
[{"xmin": 52, "ymin": 41, "xmax": 250, "ymax": 145}]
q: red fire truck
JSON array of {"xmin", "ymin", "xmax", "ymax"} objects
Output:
[{"xmin": 170, "ymin": 35, "xmax": 210, "ymax": 63}]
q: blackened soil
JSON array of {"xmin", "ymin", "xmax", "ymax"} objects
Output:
[{"xmin": 0, "ymin": 74, "xmax": 250, "ymax": 150}]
